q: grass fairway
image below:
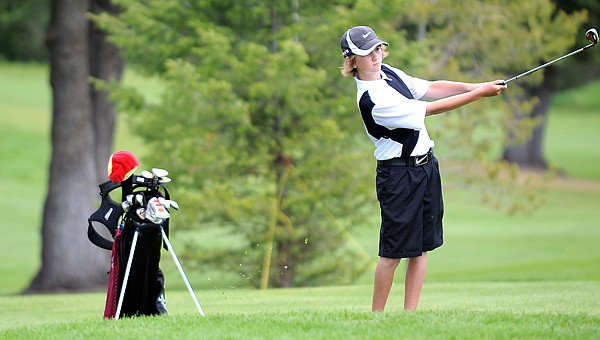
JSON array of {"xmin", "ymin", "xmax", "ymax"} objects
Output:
[
  {"xmin": 1, "ymin": 283, "xmax": 599, "ymax": 338},
  {"xmin": 3, "ymin": 311, "xmax": 597, "ymax": 339},
  {"xmin": 1, "ymin": 62, "xmax": 599, "ymax": 338}
]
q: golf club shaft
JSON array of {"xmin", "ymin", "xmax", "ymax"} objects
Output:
[{"xmin": 501, "ymin": 43, "xmax": 595, "ymax": 85}]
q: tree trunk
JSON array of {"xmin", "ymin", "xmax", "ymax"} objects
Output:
[
  {"xmin": 276, "ymin": 239, "xmax": 295, "ymax": 288},
  {"xmin": 502, "ymin": 68, "xmax": 556, "ymax": 169},
  {"xmin": 25, "ymin": 0, "xmax": 122, "ymax": 293},
  {"xmin": 90, "ymin": 0, "xmax": 123, "ymax": 184}
]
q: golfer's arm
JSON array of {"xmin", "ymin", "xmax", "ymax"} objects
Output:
[
  {"xmin": 425, "ymin": 88, "xmax": 485, "ymax": 116},
  {"xmin": 425, "ymin": 80, "xmax": 483, "ymax": 99}
]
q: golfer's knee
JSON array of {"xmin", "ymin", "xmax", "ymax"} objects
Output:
[{"xmin": 378, "ymin": 257, "xmax": 401, "ymax": 269}]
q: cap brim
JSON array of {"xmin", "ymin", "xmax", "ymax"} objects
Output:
[{"xmin": 353, "ymin": 40, "xmax": 389, "ymax": 56}]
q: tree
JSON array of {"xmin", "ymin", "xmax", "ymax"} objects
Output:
[
  {"xmin": 553, "ymin": 0, "xmax": 600, "ymax": 89},
  {"xmin": 0, "ymin": 0, "xmax": 49, "ymax": 61},
  {"xmin": 399, "ymin": 0, "xmax": 584, "ymax": 212},
  {"xmin": 498, "ymin": 0, "xmax": 589, "ymax": 168},
  {"xmin": 25, "ymin": 0, "xmax": 122, "ymax": 293},
  {"xmin": 93, "ymin": 0, "xmax": 421, "ymax": 288},
  {"xmin": 93, "ymin": 0, "xmax": 585, "ymax": 289},
  {"xmin": 500, "ymin": 0, "xmax": 600, "ymax": 168}
]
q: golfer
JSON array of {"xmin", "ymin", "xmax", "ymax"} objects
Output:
[{"xmin": 340, "ymin": 26, "xmax": 506, "ymax": 312}]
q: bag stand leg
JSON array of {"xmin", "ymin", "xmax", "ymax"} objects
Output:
[
  {"xmin": 160, "ymin": 226, "xmax": 205, "ymax": 316},
  {"xmin": 115, "ymin": 228, "xmax": 140, "ymax": 320}
]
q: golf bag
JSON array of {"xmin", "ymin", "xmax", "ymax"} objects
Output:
[{"xmin": 88, "ymin": 173, "xmax": 173, "ymax": 319}]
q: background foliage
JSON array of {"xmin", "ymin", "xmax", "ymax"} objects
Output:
[
  {"xmin": 0, "ymin": 0, "xmax": 48, "ymax": 61},
  {"xmin": 94, "ymin": 0, "xmax": 387, "ymax": 288},
  {"xmin": 89, "ymin": 0, "xmax": 588, "ymax": 288},
  {"xmin": 2, "ymin": 62, "xmax": 600, "ymax": 294},
  {"xmin": 0, "ymin": 0, "xmax": 594, "ymax": 290}
]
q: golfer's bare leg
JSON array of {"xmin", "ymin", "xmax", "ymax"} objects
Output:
[
  {"xmin": 372, "ymin": 257, "xmax": 401, "ymax": 312},
  {"xmin": 404, "ymin": 252, "xmax": 427, "ymax": 311}
]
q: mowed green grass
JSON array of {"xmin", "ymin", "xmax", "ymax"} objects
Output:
[
  {"xmin": 1, "ymin": 283, "xmax": 599, "ymax": 338},
  {"xmin": 0, "ymin": 63, "xmax": 49, "ymax": 292},
  {"xmin": 1, "ymin": 63, "xmax": 599, "ymax": 338}
]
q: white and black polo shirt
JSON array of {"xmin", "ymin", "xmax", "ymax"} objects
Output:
[{"xmin": 354, "ymin": 64, "xmax": 434, "ymax": 160}]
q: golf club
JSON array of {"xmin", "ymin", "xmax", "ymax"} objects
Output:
[
  {"xmin": 152, "ymin": 168, "xmax": 169, "ymax": 178},
  {"xmin": 500, "ymin": 28, "xmax": 598, "ymax": 85},
  {"xmin": 158, "ymin": 197, "xmax": 179, "ymax": 210},
  {"xmin": 140, "ymin": 170, "xmax": 154, "ymax": 179}
]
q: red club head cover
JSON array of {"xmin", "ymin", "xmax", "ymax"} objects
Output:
[{"xmin": 107, "ymin": 151, "xmax": 139, "ymax": 183}]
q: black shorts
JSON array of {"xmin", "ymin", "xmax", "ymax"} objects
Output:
[{"xmin": 375, "ymin": 156, "xmax": 444, "ymax": 258}]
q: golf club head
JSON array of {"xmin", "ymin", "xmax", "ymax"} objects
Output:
[
  {"xmin": 146, "ymin": 197, "xmax": 170, "ymax": 223},
  {"xmin": 157, "ymin": 197, "xmax": 179, "ymax": 210},
  {"xmin": 586, "ymin": 28, "xmax": 598, "ymax": 45},
  {"xmin": 159, "ymin": 177, "xmax": 172, "ymax": 184},
  {"xmin": 152, "ymin": 168, "xmax": 169, "ymax": 178},
  {"xmin": 141, "ymin": 170, "xmax": 153, "ymax": 179}
]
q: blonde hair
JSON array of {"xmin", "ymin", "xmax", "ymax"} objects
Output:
[
  {"xmin": 340, "ymin": 56, "xmax": 357, "ymax": 77},
  {"xmin": 339, "ymin": 47, "xmax": 389, "ymax": 78}
]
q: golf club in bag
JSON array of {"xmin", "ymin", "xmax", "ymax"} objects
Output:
[
  {"xmin": 88, "ymin": 166, "xmax": 205, "ymax": 319},
  {"xmin": 500, "ymin": 28, "xmax": 598, "ymax": 85}
]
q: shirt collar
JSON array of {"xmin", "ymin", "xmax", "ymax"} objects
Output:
[{"xmin": 354, "ymin": 69, "xmax": 389, "ymax": 90}]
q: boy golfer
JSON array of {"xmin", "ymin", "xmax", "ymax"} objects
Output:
[{"xmin": 340, "ymin": 26, "xmax": 506, "ymax": 311}]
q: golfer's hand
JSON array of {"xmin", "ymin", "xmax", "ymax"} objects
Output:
[{"xmin": 480, "ymin": 80, "xmax": 507, "ymax": 97}]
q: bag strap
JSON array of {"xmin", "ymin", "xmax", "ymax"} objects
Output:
[
  {"xmin": 87, "ymin": 181, "xmax": 123, "ymax": 250},
  {"xmin": 87, "ymin": 176, "xmax": 173, "ymax": 250}
]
